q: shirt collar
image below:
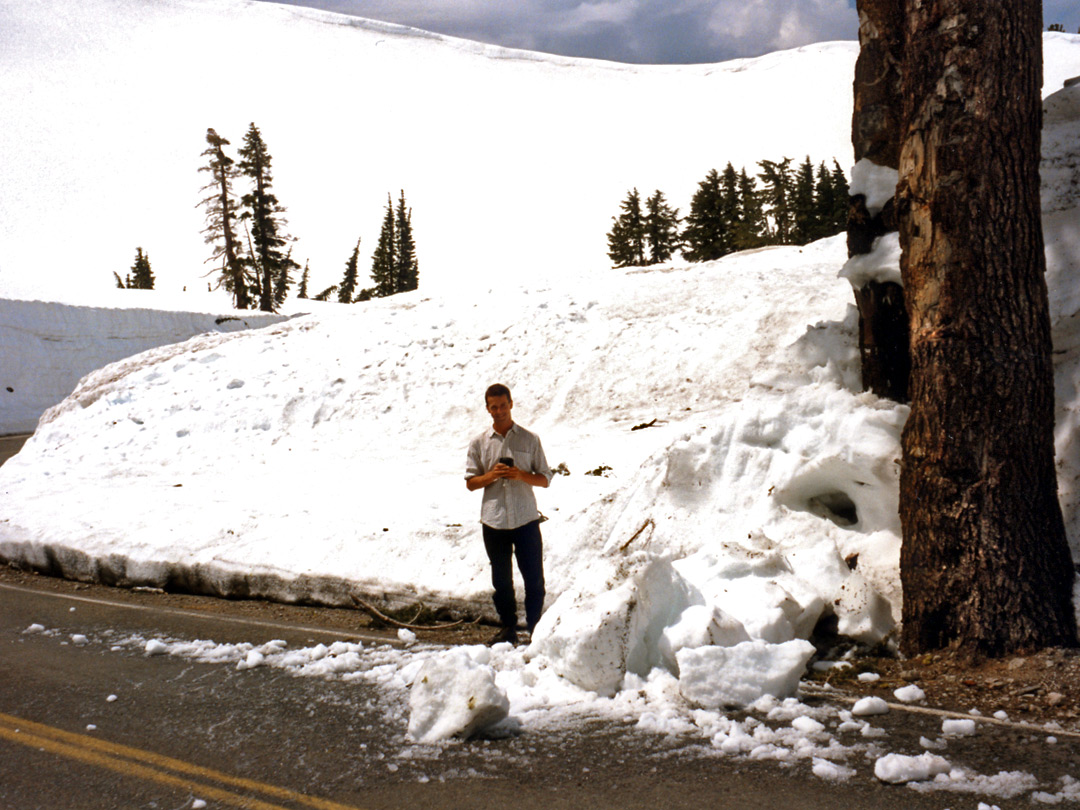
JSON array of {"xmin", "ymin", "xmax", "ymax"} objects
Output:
[{"xmin": 488, "ymin": 422, "xmax": 516, "ymax": 440}]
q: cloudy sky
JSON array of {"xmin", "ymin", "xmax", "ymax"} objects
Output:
[{"xmin": 263, "ymin": 0, "xmax": 1080, "ymax": 65}]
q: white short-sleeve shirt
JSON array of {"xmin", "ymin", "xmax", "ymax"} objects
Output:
[{"xmin": 465, "ymin": 423, "xmax": 553, "ymax": 530}]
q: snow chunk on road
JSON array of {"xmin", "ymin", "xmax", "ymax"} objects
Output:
[
  {"xmin": 874, "ymin": 752, "xmax": 951, "ymax": 784},
  {"xmin": 852, "ymin": 696, "xmax": 889, "ymax": 716},
  {"xmin": 942, "ymin": 718, "xmax": 977, "ymax": 736},
  {"xmin": 144, "ymin": 639, "xmax": 169, "ymax": 656},
  {"xmin": 676, "ymin": 639, "xmax": 815, "ymax": 709},
  {"xmin": 893, "ymin": 683, "xmax": 926, "ymax": 703},
  {"xmin": 408, "ymin": 647, "xmax": 509, "ymax": 743}
]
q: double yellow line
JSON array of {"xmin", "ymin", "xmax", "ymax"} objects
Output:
[{"xmin": 0, "ymin": 711, "xmax": 365, "ymax": 810}]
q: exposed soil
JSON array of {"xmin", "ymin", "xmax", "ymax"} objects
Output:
[{"xmin": 807, "ymin": 645, "xmax": 1080, "ymax": 732}]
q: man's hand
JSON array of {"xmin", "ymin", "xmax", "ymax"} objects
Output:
[
  {"xmin": 497, "ymin": 464, "xmax": 550, "ymax": 488},
  {"xmin": 466, "ymin": 463, "xmax": 549, "ymax": 490}
]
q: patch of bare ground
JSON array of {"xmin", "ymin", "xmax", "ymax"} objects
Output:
[{"xmin": 808, "ymin": 645, "xmax": 1080, "ymax": 730}]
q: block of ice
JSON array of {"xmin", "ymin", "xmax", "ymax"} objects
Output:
[
  {"xmin": 874, "ymin": 752, "xmax": 951, "ymax": 784},
  {"xmin": 407, "ymin": 648, "xmax": 509, "ymax": 743},
  {"xmin": 658, "ymin": 604, "xmax": 750, "ymax": 674},
  {"xmin": 676, "ymin": 639, "xmax": 815, "ymax": 708}
]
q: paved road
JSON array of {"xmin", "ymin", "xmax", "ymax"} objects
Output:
[
  {"xmin": 0, "ymin": 432, "xmax": 30, "ymax": 466},
  {"xmin": 3, "ymin": 570, "xmax": 1069, "ymax": 810}
]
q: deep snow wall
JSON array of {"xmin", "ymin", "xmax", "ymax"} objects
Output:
[{"xmin": 0, "ymin": 298, "xmax": 288, "ymax": 434}]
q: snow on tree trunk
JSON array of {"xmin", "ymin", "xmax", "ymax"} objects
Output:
[
  {"xmin": 848, "ymin": 0, "xmax": 908, "ymax": 402},
  {"xmin": 896, "ymin": 0, "xmax": 1078, "ymax": 655}
]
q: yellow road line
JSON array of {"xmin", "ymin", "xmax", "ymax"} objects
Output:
[{"xmin": 0, "ymin": 712, "xmax": 365, "ymax": 810}]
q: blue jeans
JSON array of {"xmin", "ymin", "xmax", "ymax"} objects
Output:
[{"xmin": 482, "ymin": 520, "xmax": 545, "ymax": 632}]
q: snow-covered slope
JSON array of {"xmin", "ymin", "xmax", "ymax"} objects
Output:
[
  {"xmin": 0, "ymin": 0, "xmax": 859, "ymax": 300},
  {"xmin": 2, "ymin": 1, "xmax": 1080, "ymax": 736}
]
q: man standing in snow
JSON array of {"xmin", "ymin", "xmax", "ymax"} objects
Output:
[{"xmin": 465, "ymin": 383, "xmax": 553, "ymax": 645}]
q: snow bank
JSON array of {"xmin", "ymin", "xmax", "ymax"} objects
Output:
[{"xmin": 0, "ymin": 294, "xmax": 288, "ymax": 434}]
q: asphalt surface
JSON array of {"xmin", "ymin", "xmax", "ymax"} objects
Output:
[
  {"xmin": 0, "ymin": 432, "xmax": 30, "ymax": 466},
  {"xmin": 3, "ymin": 567, "xmax": 1076, "ymax": 810}
]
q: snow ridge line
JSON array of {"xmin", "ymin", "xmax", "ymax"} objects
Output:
[{"xmin": 800, "ymin": 683, "xmax": 1079, "ymax": 738}]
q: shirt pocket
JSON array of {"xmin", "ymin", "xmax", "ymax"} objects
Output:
[{"xmin": 509, "ymin": 449, "xmax": 534, "ymax": 472}]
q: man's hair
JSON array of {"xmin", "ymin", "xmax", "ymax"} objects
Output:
[{"xmin": 485, "ymin": 383, "xmax": 512, "ymax": 404}]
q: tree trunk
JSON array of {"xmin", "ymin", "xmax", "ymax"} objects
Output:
[
  {"xmin": 897, "ymin": 0, "xmax": 1077, "ymax": 655},
  {"xmin": 850, "ymin": 0, "xmax": 909, "ymax": 401}
]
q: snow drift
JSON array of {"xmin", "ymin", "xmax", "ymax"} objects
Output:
[{"xmin": 3, "ymin": 0, "xmax": 1080, "ymax": 709}]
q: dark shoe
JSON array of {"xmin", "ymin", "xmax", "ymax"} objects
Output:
[{"xmin": 487, "ymin": 626, "xmax": 518, "ymax": 646}]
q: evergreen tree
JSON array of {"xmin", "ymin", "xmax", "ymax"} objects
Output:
[
  {"xmin": 113, "ymin": 272, "xmax": 126, "ymax": 289},
  {"xmin": 644, "ymin": 190, "xmax": 680, "ymax": 264},
  {"xmin": 370, "ymin": 195, "xmax": 397, "ymax": 297},
  {"xmin": 829, "ymin": 160, "xmax": 850, "ymax": 227},
  {"xmin": 313, "ymin": 285, "xmax": 338, "ymax": 302},
  {"xmin": 198, "ymin": 128, "xmax": 250, "ymax": 309},
  {"xmin": 719, "ymin": 163, "xmax": 742, "ymax": 236},
  {"xmin": 128, "ymin": 247, "xmax": 155, "ymax": 290},
  {"xmin": 791, "ymin": 156, "xmax": 819, "ymax": 245},
  {"xmin": 338, "ymin": 239, "xmax": 361, "ymax": 303},
  {"xmin": 394, "ymin": 191, "xmax": 419, "ymax": 293},
  {"xmin": 682, "ymin": 170, "xmax": 729, "ymax": 262},
  {"xmin": 297, "ymin": 262, "xmax": 310, "ymax": 300},
  {"xmin": 733, "ymin": 168, "xmax": 765, "ymax": 251},
  {"xmin": 606, "ymin": 188, "xmax": 646, "ymax": 267},
  {"xmin": 237, "ymin": 123, "xmax": 298, "ymax": 313},
  {"xmin": 757, "ymin": 158, "xmax": 795, "ymax": 245}
]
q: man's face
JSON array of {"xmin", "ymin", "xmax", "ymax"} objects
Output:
[{"xmin": 486, "ymin": 395, "xmax": 513, "ymax": 428}]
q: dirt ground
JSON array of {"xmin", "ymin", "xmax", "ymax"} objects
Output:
[{"xmin": 4, "ymin": 562, "xmax": 1079, "ymax": 734}]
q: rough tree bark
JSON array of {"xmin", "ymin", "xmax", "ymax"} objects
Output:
[
  {"xmin": 896, "ymin": 0, "xmax": 1077, "ymax": 655},
  {"xmin": 850, "ymin": 0, "xmax": 909, "ymax": 402}
]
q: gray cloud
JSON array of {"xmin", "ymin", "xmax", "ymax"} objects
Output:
[
  {"xmin": 264, "ymin": 0, "xmax": 1080, "ymax": 64},
  {"xmin": 265, "ymin": 0, "xmax": 859, "ymax": 64}
]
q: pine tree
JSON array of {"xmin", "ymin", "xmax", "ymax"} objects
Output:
[
  {"xmin": 829, "ymin": 160, "xmax": 850, "ymax": 227},
  {"xmin": 113, "ymin": 272, "xmax": 126, "ymax": 289},
  {"xmin": 644, "ymin": 190, "xmax": 680, "ymax": 264},
  {"xmin": 719, "ymin": 163, "xmax": 742, "ymax": 236},
  {"xmin": 313, "ymin": 285, "xmax": 338, "ymax": 302},
  {"xmin": 338, "ymin": 240, "xmax": 361, "ymax": 303},
  {"xmin": 606, "ymin": 188, "xmax": 646, "ymax": 267},
  {"xmin": 370, "ymin": 195, "xmax": 397, "ymax": 297},
  {"xmin": 733, "ymin": 168, "xmax": 765, "ymax": 251},
  {"xmin": 297, "ymin": 262, "xmax": 310, "ymax": 299},
  {"xmin": 394, "ymin": 191, "xmax": 419, "ymax": 293},
  {"xmin": 125, "ymin": 247, "xmax": 155, "ymax": 289},
  {"xmin": 198, "ymin": 128, "xmax": 250, "ymax": 309},
  {"xmin": 757, "ymin": 158, "xmax": 795, "ymax": 245},
  {"xmin": 682, "ymin": 170, "xmax": 729, "ymax": 262},
  {"xmin": 237, "ymin": 123, "xmax": 298, "ymax": 313},
  {"xmin": 791, "ymin": 157, "xmax": 819, "ymax": 245}
]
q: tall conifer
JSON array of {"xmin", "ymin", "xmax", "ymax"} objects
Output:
[
  {"xmin": 339, "ymin": 240, "xmax": 361, "ymax": 303},
  {"xmin": 394, "ymin": 191, "xmax": 419, "ymax": 293},
  {"xmin": 198, "ymin": 128, "xmax": 250, "ymax": 309},
  {"xmin": 644, "ymin": 190, "xmax": 680, "ymax": 264},
  {"xmin": 129, "ymin": 247, "xmax": 155, "ymax": 290},
  {"xmin": 606, "ymin": 188, "xmax": 647, "ymax": 267},
  {"xmin": 237, "ymin": 123, "xmax": 298, "ymax": 312},
  {"xmin": 370, "ymin": 195, "xmax": 396, "ymax": 297},
  {"xmin": 682, "ymin": 170, "xmax": 729, "ymax": 262}
]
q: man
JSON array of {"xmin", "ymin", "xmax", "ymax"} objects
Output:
[{"xmin": 465, "ymin": 383, "xmax": 553, "ymax": 645}]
